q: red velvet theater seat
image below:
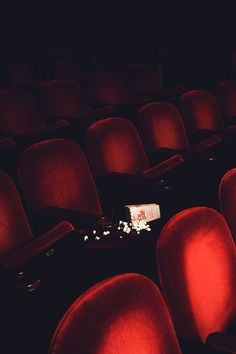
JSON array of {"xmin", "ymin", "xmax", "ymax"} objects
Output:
[
  {"xmin": 219, "ymin": 168, "xmax": 236, "ymax": 241},
  {"xmin": 17, "ymin": 138, "xmax": 103, "ymax": 228},
  {"xmin": 157, "ymin": 207, "xmax": 236, "ymax": 353},
  {"xmin": 2, "ymin": 55, "xmax": 40, "ymax": 90},
  {"xmin": 137, "ymin": 101, "xmax": 221, "ymax": 163},
  {"xmin": 49, "ymin": 273, "xmax": 182, "ymax": 354},
  {"xmin": 0, "ymin": 88, "xmax": 69, "ymax": 143},
  {"xmin": 85, "ymin": 117, "xmax": 186, "ymax": 213},
  {"xmin": 215, "ymin": 81, "xmax": 236, "ymax": 126},
  {"xmin": 180, "ymin": 89, "xmax": 236, "ymax": 142},
  {"xmin": 37, "ymin": 80, "xmax": 114, "ymax": 125},
  {"xmin": 84, "ymin": 70, "xmax": 150, "ymax": 114},
  {"xmin": 40, "ymin": 51, "xmax": 80, "ymax": 81},
  {"xmin": 122, "ymin": 63, "xmax": 184, "ymax": 101},
  {"xmin": 0, "ymin": 170, "xmax": 74, "ymax": 272}
]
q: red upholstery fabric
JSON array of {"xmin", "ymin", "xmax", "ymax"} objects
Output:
[
  {"xmin": 215, "ymin": 81, "xmax": 236, "ymax": 123},
  {"xmin": 123, "ymin": 63, "xmax": 162, "ymax": 96},
  {"xmin": 85, "ymin": 71, "xmax": 129, "ymax": 106},
  {"xmin": 18, "ymin": 139, "xmax": 102, "ymax": 215},
  {"xmin": 41, "ymin": 52, "xmax": 79, "ymax": 80},
  {"xmin": 85, "ymin": 118, "xmax": 150, "ymax": 176},
  {"xmin": 0, "ymin": 89, "xmax": 43, "ymax": 134},
  {"xmin": 180, "ymin": 90, "xmax": 224, "ymax": 134},
  {"xmin": 0, "ymin": 171, "xmax": 33, "ymax": 257},
  {"xmin": 49, "ymin": 273, "xmax": 182, "ymax": 354},
  {"xmin": 38, "ymin": 80, "xmax": 91, "ymax": 118},
  {"xmin": 157, "ymin": 207, "xmax": 236, "ymax": 342},
  {"xmin": 138, "ymin": 102, "xmax": 189, "ymax": 151},
  {"xmin": 219, "ymin": 168, "xmax": 236, "ymax": 240}
]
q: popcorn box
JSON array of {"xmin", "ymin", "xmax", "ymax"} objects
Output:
[{"xmin": 124, "ymin": 203, "xmax": 161, "ymax": 223}]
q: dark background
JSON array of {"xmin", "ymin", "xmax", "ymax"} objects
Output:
[{"xmin": 0, "ymin": 2, "xmax": 235, "ymax": 88}]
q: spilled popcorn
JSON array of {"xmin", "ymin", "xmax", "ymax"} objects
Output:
[{"xmin": 82, "ymin": 219, "xmax": 151, "ymax": 242}]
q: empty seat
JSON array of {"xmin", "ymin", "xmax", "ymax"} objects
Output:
[
  {"xmin": 180, "ymin": 89, "xmax": 236, "ymax": 142},
  {"xmin": 157, "ymin": 206, "xmax": 236, "ymax": 353},
  {"xmin": 0, "ymin": 170, "xmax": 74, "ymax": 273},
  {"xmin": 180, "ymin": 90, "xmax": 225, "ymax": 140},
  {"xmin": 219, "ymin": 168, "xmax": 236, "ymax": 240},
  {"xmin": 122, "ymin": 63, "xmax": 184, "ymax": 101},
  {"xmin": 17, "ymin": 139, "xmax": 103, "ymax": 224},
  {"xmin": 138, "ymin": 101, "xmax": 221, "ymax": 162},
  {"xmin": 38, "ymin": 80, "xmax": 114, "ymax": 125},
  {"xmin": 2, "ymin": 56, "xmax": 39, "ymax": 89},
  {"xmin": 123, "ymin": 63, "xmax": 163, "ymax": 96},
  {"xmin": 215, "ymin": 81, "xmax": 236, "ymax": 126},
  {"xmin": 49, "ymin": 273, "xmax": 182, "ymax": 354},
  {"xmin": 85, "ymin": 117, "xmax": 187, "ymax": 214},
  {"xmin": 0, "ymin": 88, "xmax": 69, "ymax": 142},
  {"xmin": 84, "ymin": 70, "xmax": 150, "ymax": 114},
  {"xmin": 40, "ymin": 51, "xmax": 80, "ymax": 81}
]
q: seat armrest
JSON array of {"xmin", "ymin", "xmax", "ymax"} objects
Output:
[
  {"xmin": 0, "ymin": 137, "xmax": 16, "ymax": 150},
  {"xmin": 189, "ymin": 134, "xmax": 222, "ymax": 153},
  {"xmin": 29, "ymin": 207, "xmax": 102, "ymax": 230},
  {"xmin": 127, "ymin": 96, "xmax": 152, "ymax": 106},
  {"xmin": 26, "ymin": 120, "xmax": 70, "ymax": 138},
  {"xmin": 206, "ymin": 332, "xmax": 236, "ymax": 353},
  {"xmin": 2, "ymin": 221, "xmax": 75, "ymax": 269},
  {"xmin": 223, "ymin": 125, "xmax": 236, "ymax": 135},
  {"xmin": 99, "ymin": 172, "xmax": 149, "ymax": 186},
  {"xmin": 142, "ymin": 154, "xmax": 184, "ymax": 178}
]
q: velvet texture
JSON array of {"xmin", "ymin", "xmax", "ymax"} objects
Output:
[
  {"xmin": 0, "ymin": 88, "xmax": 43, "ymax": 134},
  {"xmin": 219, "ymin": 168, "xmax": 236, "ymax": 240},
  {"xmin": 38, "ymin": 80, "xmax": 91, "ymax": 118},
  {"xmin": 138, "ymin": 102, "xmax": 189, "ymax": 151},
  {"xmin": 215, "ymin": 81, "xmax": 236, "ymax": 123},
  {"xmin": 0, "ymin": 171, "xmax": 33, "ymax": 257},
  {"xmin": 180, "ymin": 90, "xmax": 224, "ymax": 134},
  {"xmin": 41, "ymin": 52, "xmax": 79, "ymax": 80},
  {"xmin": 18, "ymin": 139, "xmax": 102, "ymax": 216},
  {"xmin": 157, "ymin": 207, "xmax": 236, "ymax": 342},
  {"xmin": 122, "ymin": 63, "xmax": 162, "ymax": 96},
  {"xmin": 49, "ymin": 273, "xmax": 182, "ymax": 354},
  {"xmin": 85, "ymin": 71, "xmax": 129, "ymax": 106},
  {"xmin": 85, "ymin": 118, "xmax": 150, "ymax": 176}
]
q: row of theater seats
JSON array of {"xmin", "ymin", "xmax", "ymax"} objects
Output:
[
  {"xmin": 7, "ymin": 200, "xmax": 236, "ymax": 354},
  {"xmin": 0, "ymin": 53, "xmax": 179, "ymax": 97},
  {"xmin": 2, "ymin": 55, "xmax": 236, "ymax": 352},
  {"xmin": 0, "ymin": 75, "xmax": 235, "ymax": 138},
  {"xmin": 1, "ymin": 134, "xmax": 236, "ymax": 353}
]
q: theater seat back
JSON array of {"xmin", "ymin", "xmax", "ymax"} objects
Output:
[
  {"xmin": 138, "ymin": 102, "xmax": 189, "ymax": 151},
  {"xmin": 0, "ymin": 89, "xmax": 43, "ymax": 134},
  {"xmin": 215, "ymin": 81, "xmax": 236, "ymax": 123},
  {"xmin": 180, "ymin": 90, "xmax": 224, "ymax": 133},
  {"xmin": 85, "ymin": 71, "xmax": 129, "ymax": 106},
  {"xmin": 123, "ymin": 63, "xmax": 162, "ymax": 96},
  {"xmin": 49, "ymin": 273, "xmax": 182, "ymax": 354},
  {"xmin": 86, "ymin": 118, "xmax": 150, "ymax": 176},
  {"xmin": 38, "ymin": 80, "xmax": 90, "ymax": 117},
  {"xmin": 0, "ymin": 171, "xmax": 33, "ymax": 257},
  {"xmin": 157, "ymin": 207, "xmax": 236, "ymax": 342},
  {"xmin": 18, "ymin": 139, "xmax": 102, "ymax": 215},
  {"xmin": 219, "ymin": 168, "xmax": 236, "ymax": 240},
  {"xmin": 41, "ymin": 52, "xmax": 79, "ymax": 80}
]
